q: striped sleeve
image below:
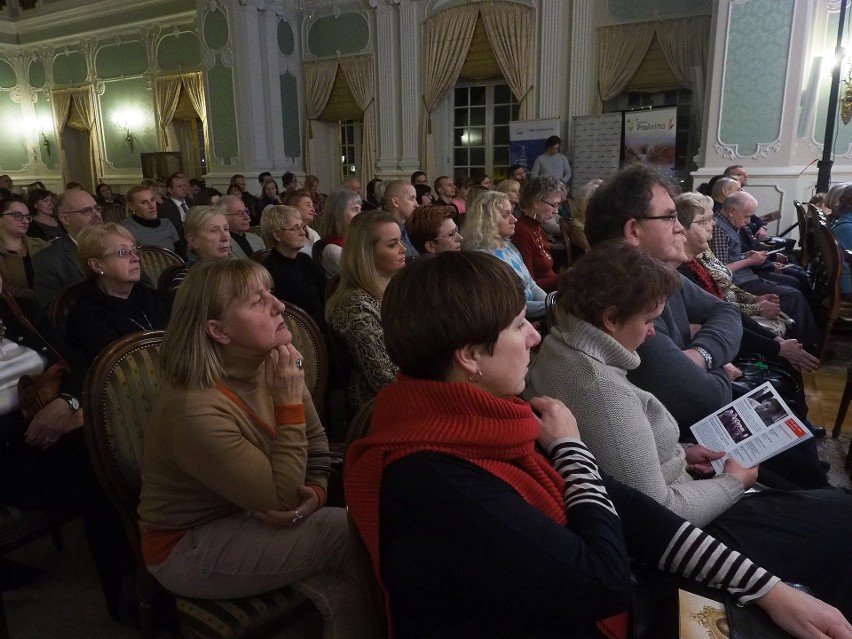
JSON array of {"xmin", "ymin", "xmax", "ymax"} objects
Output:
[
  {"xmin": 548, "ymin": 438, "xmax": 618, "ymax": 518},
  {"xmin": 659, "ymin": 521, "xmax": 779, "ymax": 605}
]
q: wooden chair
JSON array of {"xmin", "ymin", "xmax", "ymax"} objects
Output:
[
  {"xmin": 794, "ymin": 200, "xmax": 813, "ymax": 268},
  {"xmin": 544, "ymin": 290, "xmax": 558, "ymax": 332},
  {"xmin": 82, "ymin": 331, "xmax": 319, "ymax": 639},
  {"xmin": 100, "ymin": 202, "xmax": 127, "ymax": 225},
  {"xmin": 811, "ymin": 221, "xmax": 846, "ymax": 360},
  {"xmin": 558, "ymin": 218, "xmax": 574, "ymax": 267},
  {"xmin": 832, "ymin": 249, "xmax": 852, "ymax": 441},
  {"xmin": 48, "ymin": 281, "xmax": 86, "ymax": 339},
  {"xmin": 137, "ymin": 246, "xmax": 183, "ymax": 285},
  {"xmin": 282, "ymin": 302, "xmax": 329, "ymax": 411},
  {"xmin": 156, "ymin": 263, "xmax": 186, "ymax": 301}
]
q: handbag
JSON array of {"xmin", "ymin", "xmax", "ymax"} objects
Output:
[{"xmin": 1, "ymin": 290, "xmax": 70, "ymax": 423}]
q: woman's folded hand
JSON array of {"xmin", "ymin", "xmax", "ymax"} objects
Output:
[
  {"xmin": 529, "ymin": 396, "xmax": 580, "ymax": 448},
  {"xmin": 254, "ymin": 485, "xmax": 319, "ymax": 528},
  {"xmin": 266, "ymin": 343, "xmax": 305, "ymax": 406}
]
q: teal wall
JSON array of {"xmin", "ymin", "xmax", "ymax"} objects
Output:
[
  {"xmin": 605, "ymin": 0, "xmax": 710, "ymax": 21},
  {"xmin": 52, "ymin": 49, "xmax": 88, "ymax": 85},
  {"xmin": 0, "ymin": 90, "xmax": 30, "ymax": 171},
  {"xmin": 34, "ymin": 89, "xmax": 57, "ymax": 171},
  {"xmin": 100, "ymin": 78, "xmax": 158, "ymax": 170},
  {"xmin": 718, "ymin": 0, "xmax": 794, "ymax": 156},
  {"xmin": 158, "ymin": 31, "xmax": 202, "ymax": 71},
  {"xmin": 202, "ymin": 6, "xmax": 238, "ymax": 165},
  {"xmin": 814, "ymin": 10, "xmax": 852, "ymax": 154},
  {"xmin": 308, "ymin": 12, "xmax": 369, "ymax": 57},
  {"xmin": 280, "ymin": 72, "xmax": 301, "ymax": 160}
]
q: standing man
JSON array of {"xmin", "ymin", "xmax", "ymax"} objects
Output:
[
  {"xmin": 33, "ymin": 189, "xmax": 104, "ymax": 309},
  {"xmin": 157, "ymin": 173, "xmax": 192, "ymax": 236},
  {"xmin": 383, "ymin": 180, "xmax": 418, "ymax": 259},
  {"xmin": 530, "ymin": 135, "xmax": 572, "ymax": 187}
]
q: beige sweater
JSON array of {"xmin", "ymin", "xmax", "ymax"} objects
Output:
[
  {"xmin": 138, "ymin": 351, "xmax": 329, "ymax": 531},
  {"xmin": 525, "ymin": 314, "xmax": 743, "ymax": 527}
]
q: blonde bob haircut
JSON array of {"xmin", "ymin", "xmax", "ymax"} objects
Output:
[
  {"xmin": 325, "ymin": 209, "xmax": 399, "ymax": 321},
  {"xmin": 674, "ymin": 192, "xmax": 714, "ymax": 229},
  {"xmin": 161, "ymin": 258, "xmax": 273, "ymax": 389},
  {"xmin": 77, "ymin": 223, "xmax": 136, "ymax": 277},
  {"xmin": 462, "ymin": 190, "xmax": 510, "ymax": 252},
  {"xmin": 260, "ymin": 205, "xmax": 302, "ymax": 245},
  {"xmin": 184, "ymin": 204, "xmax": 227, "ymax": 240}
]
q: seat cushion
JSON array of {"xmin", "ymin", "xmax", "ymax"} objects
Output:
[{"xmin": 176, "ymin": 586, "xmax": 316, "ymax": 639}]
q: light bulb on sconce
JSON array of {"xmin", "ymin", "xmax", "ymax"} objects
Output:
[
  {"xmin": 40, "ymin": 130, "xmax": 50, "ymax": 156},
  {"xmin": 111, "ymin": 109, "xmax": 143, "ymax": 152}
]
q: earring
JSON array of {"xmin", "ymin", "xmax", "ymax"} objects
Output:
[
  {"xmin": 468, "ymin": 369, "xmax": 483, "ymax": 384},
  {"xmin": 98, "ymin": 270, "xmax": 104, "ymax": 275}
]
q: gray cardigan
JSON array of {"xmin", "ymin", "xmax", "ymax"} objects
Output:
[{"xmin": 525, "ymin": 313, "xmax": 744, "ymax": 527}]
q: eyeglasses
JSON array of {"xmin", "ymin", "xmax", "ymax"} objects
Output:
[
  {"xmin": 65, "ymin": 205, "xmax": 103, "ymax": 217},
  {"xmin": 693, "ymin": 218, "xmax": 714, "ymax": 228},
  {"xmin": 0, "ymin": 211, "xmax": 32, "ymax": 223},
  {"xmin": 541, "ymin": 200, "xmax": 562, "ymax": 209},
  {"xmin": 433, "ymin": 228, "xmax": 459, "ymax": 242},
  {"xmin": 226, "ymin": 209, "xmax": 251, "ymax": 217},
  {"xmin": 102, "ymin": 245, "xmax": 142, "ymax": 258},
  {"xmin": 635, "ymin": 213, "xmax": 678, "ymax": 225},
  {"xmin": 281, "ymin": 224, "xmax": 307, "ymax": 234}
]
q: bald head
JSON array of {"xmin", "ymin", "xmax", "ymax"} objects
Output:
[
  {"xmin": 384, "ymin": 180, "xmax": 418, "ymax": 221},
  {"xmin": 711, "ymin": 177, "xmax": 741, "ymax": 202},
  {"xmin": 57, "ymin": 189, "xmax": 103, "ymax": 237},
  {"xmin": 721, "ymin": 191, "xmax": 757, "ymax": 228}
]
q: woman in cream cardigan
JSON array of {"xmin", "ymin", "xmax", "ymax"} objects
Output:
[{"xmin": 525, "ymin": 239, "xmax": 852, "ymax": 618}]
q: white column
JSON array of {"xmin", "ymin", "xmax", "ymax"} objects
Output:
[
  {"xmin": 398, "ymin": 0, "xmax": 420, "ymax": 172},
  {"xmin": 537, "ymin": 0, "xmax": 564, "ymax": 119},
  {"xmin": 374, "ymin": 1, "xmax": 401, "ymax": 175},
  {"xmin": 566, "ymin": 0, "xmax": 597, "ymax": 143}
]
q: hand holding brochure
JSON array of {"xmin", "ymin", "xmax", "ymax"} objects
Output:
[{"xmin": 689, "ymin": 382, "xmax": 812, "ymax": 473}]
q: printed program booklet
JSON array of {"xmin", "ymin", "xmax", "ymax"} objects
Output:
[{"xmin": 689, "ymin": 382, "xmax": 812, "ymax": 473}]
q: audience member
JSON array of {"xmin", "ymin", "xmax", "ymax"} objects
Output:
[
  {"xmin": 283, "ymin": 190, "xmax": 321, "ymax": 256},
  {"xmin": 432, "ymin": 176, "xmax": 458, "ymax": 216},
  {"xmin": 530, "ymin": 135, "xmax": 571, "ymax": 185},
  {"xmin": 281, "ymin": 171, "xmax": 299, "ymax": 194},
  {"xmin": 471, "ymin": 170, "xmax": 491, "ymax": 189},
  {"xmin": 452, "ymin": 176, "xmax": 472, "ymax": 217},
  {"xmin": 304, "ymin": 175, "xmax": 324, "ymax": 216},
  {"xmin": 326, "ymin": 210, "xmax": 404, "ymax": 413},
  {"xmin": 222, "ymin": 195, "xmax": 264, "ymax": 259},
  {"xmin": 120, "ymin": 186, "xmax": 181, "ymax": 254},
  {"xmin": 260, "ymin": 205, "xmax": 327, "ymax": 330},
  {"xmin": 157, "ymin": 173, "xmax": 192, "ymax": 235},
  {"xmin": 383, "ymin": 180, "xmax": 418, "ymax": 259},
  {"xmin": 495, "ymin": 178, "xmax": 522, "ymax": 217},
  {"xmin": 33, "ymin": 189, "xmax": 104, "ymax": 310},
  {"xmin": 95, "ymin": 183, "xmax": 124, "ymax": 207},
  {"xmin": 363, "ymin": 178, "xmax": 383, "ymax": 211},
  {"xmin": 526, "ymin": 241, "xmax": 852, "ymax": 616},
  {"xmin": 831, "ymin": 183, "xmax": 852, "ymax": 301},
  {"xmin": 164, "ymin": 205, "xmax": 231, "ymax": 295},
  {"xmin": 138, "ymin": 259, "xmax": 378, "ymax": 638},
  {"xmin": 194, "ymin": 187, "xmax": 222, "ymax": 206},
  {"xmin": 344, "ymin": 250, "xmax": 849, "ymax": 639},
  {"xmin": 188, "ymin": 178, "xmax": 203, "ymax": 200},
  {"xmin": 0, "ymin": 199, "xmax": 47, "ymax": 300},
  {"xmin": 413, "ymin": 183, "xmax": 433, "ymax": 206},
  {"xmin": 508, "ymin": 163, "xmax": 527, "ymax": 183},
  {"xmin": 410, "ymin": 171, "xmax": 428, "ymax": 186},
  {"xmin": 463, "ymin": 190, "xmax": 545, "ymax": 319},
  {"xmin": 710, "ymin": 176, "xmax": 742, "ymax": 213},
  {"xmin": 407, "ymin": 205, "xmax": 463, "ymax": 254},
  {"xmin": 230, "ymin": 173, "xmax": 260, "ymax": 223},
  {"xmin": 66, "ymin": 224, "xmax": 169, "ymax": 363},
  {"xmin": 511, "ymin": 176, "xmax": 562, "ymax": 293},
  {"xmin": 317, "ymin": 189, "xmax": 361, "ymax": 278},
  {"xmin": 26, "ymin": 189, "xmax": 64, "ymax": 242},
  {"xmin": 258, "ymin": 179, "xmax": 282, "ymax": 209}
]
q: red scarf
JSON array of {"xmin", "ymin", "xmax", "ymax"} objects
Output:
[
  {"xmin": 684, "ymin": 258, "xmax": 724, "ymax": 299},
  {"xmin": 344, "ymin": 376, "xmax": 628, "ymax": 639},
  {"xmin": 327, "ymin": 235, "xmax": 345, "ymax": 248}
]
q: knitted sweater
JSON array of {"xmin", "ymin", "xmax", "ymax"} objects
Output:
[
  {"xmin": 525, "ymin": 313, "xmax": 744, "ymax": 527},
  {"xmin": 138, "ymin": 350, "xmax": 329, "ymax": 559},
  {"xmin": 512, "ymin": 214, "xmax": 560, "ymax": 292}
]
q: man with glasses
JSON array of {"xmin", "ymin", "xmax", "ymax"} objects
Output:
[
  {"xmin": 585, "ymin": 166, "xmax": 742, "ymax": 433},
  {"xmin": 383, "ymin": 180, "xmax": 418, "ymax": 259},
  {"xmin": 33, "ymin": 189, "xmax": 104, "ymax": 310},
  {"xmin": 222, "ymin": 195, "xmax": 265, "ymax": 258}
]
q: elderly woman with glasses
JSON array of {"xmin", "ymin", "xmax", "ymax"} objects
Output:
[
  {"xmin": 406, "ymin": 205, "xmax": 463, "ymax": 254},
  {"xmin": 260, "ymin": 205, "xmax": 328, "ymax": 330},
  {"xmin": 65, "ymin": 223, "xmax": 169, "ymax": 363},
  {"xmin": 0, "ymin": 199, "xmax": 48, "ymax": 301},
  {"xmin": 463, "ymin": 190, "xmax": 546, "ymax": 319},
  {"xmin": 511, "ymin": 176, "xmax": 564, "ymax": 292}
]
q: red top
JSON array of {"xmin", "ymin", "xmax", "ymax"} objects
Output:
[{"xmin": 512, "ymin": 214, "xmax": 560, "ymax": 292}]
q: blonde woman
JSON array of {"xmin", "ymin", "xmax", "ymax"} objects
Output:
[
  {"xmin": 164, "ymin": 205, "xmax": 231, "ymax": 295},
  {"xmin": 260, "ymin": 205, "xmax": 327, "ymax": 329},
  {"xmin": 463, "ymin": 190, "xmax": 546, "ymax": 319},
  {"xmin": 0, "ymin": 198, "xmax": 47, "ymax": 300},
  {"xmin": 138, "ymin": 259, "xmax": 377, "ymax": 639},
  {"xmin": 326, "ymin": 210, "xmax": 406, "ymax": 413},
  {"xmin": 495, "ymin": 178, "xmax": 522, "ymax": 217}
]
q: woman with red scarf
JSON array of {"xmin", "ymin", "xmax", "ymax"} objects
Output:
[{"xmin": 344, "ymin": 251, "xmax": 850, "ymax": 639}]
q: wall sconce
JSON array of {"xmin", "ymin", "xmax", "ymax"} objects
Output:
[
  {"xmin": 28, "ymin": 115, "xmax": 53, "ymax": 158},
  {"xmin": 842, "ymin": 65, "xmax": 852, "ymax": 125},
  {"xmin": 111, "ymin": 109, "xmax": 143, "ymax": 152},
  {"xmin": 40, "ymin": 131, "xmax": 51, "ymax": 156}
]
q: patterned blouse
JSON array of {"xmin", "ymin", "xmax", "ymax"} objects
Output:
[
  {"xmin": 696, "ymin": 250, "xmax": 761, "ymax": 316},
  {"xmin": 483, "ymin": 241, "xmax": 546, "ymax": 318},
  {"xmin": 328, "ymin": 288, "xmax": 398, "ymax": 413}
]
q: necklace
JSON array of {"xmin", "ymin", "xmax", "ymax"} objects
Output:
[{"xmin": 126, "ymin": 309, "xmax": 153, "ymax": 332}]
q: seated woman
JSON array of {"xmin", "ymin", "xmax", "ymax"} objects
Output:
[
  {"xmin": 326, "ymin": 211, "xmax": 404, "ymax": 413},
  {"xmin": 0, "ymin": 199, "xmax": 48, "ymax": 300},
  {"xmin": 345, "ymin": 250, "xmax": 851, "ymax": 639},
  {"xmin": 512, "ymin": 176, "xmax": 563, "ymax": 292},
  {"xmin": 317, "ymin": 189, "xmax": 361, "ymax": 278},
  {"xmin": 66, "ymin": 223, "xmax": 169, "ymax": 363},
  {"xmin": 451, "ymin": 176, "xmax": 472, "ymax": 217},
  {"xmin": 463, "ymin": 190, "xmax": 546, "ymax": 319},
  {"xmin": 284, "ymin": 189, "xmax": 322, "ymax": 256},
  {"xmin": 413, "ymin": 183, "xmax": 433, "ymax": 206},
  {"xmin": 165, "ymin": 205, "xmax": 231, "ymax": 295},
  {"xmin": 831, "ymin": 182, "xmax": 852, "ymax": 301},
  {"xmin": 258, "ymin": 178, "xmax": 283, "ymax": 209},
  {"xmin": 676, "ymin": 192, "xmax": 817, "ymax": 372},
  {"xmin": 194, "ymin": 187, "xmax": 222, "ymax": 207},
  {"xmin": 120, "ymin": 185, "xmax": 181, "ymax": 254},
  {"xmin": 260, "ymin": 205, "xmax": 327, "ymax": 330},
  {"xmin": 138, "ymin": 260, "xmax": 376, "ymax": 638},
  {"xmin": 95, "ymin": 183, "xmax": 124, "ymax": 207},
  {"xmin": 495, "ymin": 178, "xmax": 522, "ymax": 218},
  {"xmin": 26, "ymin": 189, "xmax": 64, "ymax": 242},
  {"xmin": 304, "ymin": 175, "xmax": 325, "ymax": 217},
  {"xmin": 0, "ymin": 271, "xmax": 135, "ymax": 623},
  {"xmin": 526, "ymin": 240, "xmax": 852, "ymax": 616},
  {"xmin": 406, "ymin": 204, "xmax": 463, "ymax": 254}
]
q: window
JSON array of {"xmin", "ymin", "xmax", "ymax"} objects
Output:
[
  {"xmin": 453, "ymin": 83, "xmax": 518, "ymax": 182},
  {"xmin": 339, "ymin": 120, "xmax": 360, "ymax": 185}
]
